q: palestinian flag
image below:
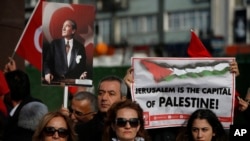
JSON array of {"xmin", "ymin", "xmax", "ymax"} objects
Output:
[{"xmin": 140, "ymin": 59, "xmax": 230, "ymax": 82}]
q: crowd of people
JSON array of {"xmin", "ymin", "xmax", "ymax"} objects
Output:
[{"xmin": 0, "ymin": 56, "xmax": 249, "ymax": 141}]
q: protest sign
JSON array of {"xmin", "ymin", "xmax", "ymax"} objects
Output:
[{"xmin": 131, "ymin": 57, "xmax": 235, "ymax": 129}]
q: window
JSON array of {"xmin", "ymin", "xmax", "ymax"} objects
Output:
[
  {"xmin": 168, "ymin": 10, "xmax": 210, "ymax": 31},
  {"xmin": 118, "ymin": 15, "xmax": 157, "ymax": 38},
  {"xmin": 147, "ymin": 15, "xmax": 157, "ymax": 32},
  {"xmin": 96, "ymin": 19, "xmax": 111, "ymax": 43},
  {"xmin": 120, "ymin": 18, "xmax": 128, "ymax": 38}
]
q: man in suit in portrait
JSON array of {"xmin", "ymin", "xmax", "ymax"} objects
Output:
[{"xmin": 43, "ymin": 19, "xmax": 87, "ymax": 84}]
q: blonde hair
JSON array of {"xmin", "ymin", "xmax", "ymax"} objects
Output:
[{"xmin": 32, "ymin": 111, "xmax": 77, "ymax": 141}]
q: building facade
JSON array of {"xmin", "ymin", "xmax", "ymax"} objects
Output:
[{"xmin": 25, "ymin": 0, "xmax": 249, "ymax": 57}]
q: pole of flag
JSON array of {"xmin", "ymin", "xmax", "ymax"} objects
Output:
[
  {"xmin": 63, "ymin": 86, "xmax": 69, "ymax": 108},
  {"xmin": 11, "ymin": 51, "xmax": 16, "ymax": 59}
]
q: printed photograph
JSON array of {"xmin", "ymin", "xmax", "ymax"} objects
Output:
[{"xmin": 42, "ymin": 2, "xmax": 95, "ymax": 86}]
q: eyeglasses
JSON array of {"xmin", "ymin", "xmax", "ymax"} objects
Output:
[
  {"xmin": 115, "ymin": 118, "xmax": 140, "ymax": 128},
  {"xmin": 69, "ymin": 108, "xmax": 94, "ymax": 117},
  {"xmin": 43, "ymin": 126, "xmax": 69, "ymax": 138}
]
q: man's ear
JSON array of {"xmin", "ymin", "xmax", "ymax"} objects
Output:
[
  {"xmin": 111, "ymin": 123, "xmax": 115, "ymax": 131},
  {"xmin": 121, "ymin": 96, "xmax": 127, "ymax": 101},
  {"xmin": 72, "ymin": 29, "xmax": 76, "ymax": 35}
]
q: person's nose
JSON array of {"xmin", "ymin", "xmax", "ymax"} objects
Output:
[
  {"xmin": 124, "ymin": 121, "xmax": 131, "ymax": 128},
  {"xmin": 52, "ymin": 131, "xmax": 59, "ymax": 139},
  {"xmin": 62, "ymin": 26, "xmax": 66, "ymax": 31},
  {"xmin": 101, "ymin": 93, "xmax": 108, "ymax": 100},
  {"xmin": 70, "ymin": 112, "xmax": 77, "ymax": 122},
  {"xmin": 197, "ymin": 130, "xmax": 203, "ymax": 138}
]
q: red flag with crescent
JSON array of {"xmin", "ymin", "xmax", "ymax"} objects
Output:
[{"xmin": 15, "ymin": 0, "xmax": 43, "ymax": 70}]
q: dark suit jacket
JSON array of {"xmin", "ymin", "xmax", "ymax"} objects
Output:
[
  {"xmin": 76, "ymin": 111, "xmax": 105, "ymax": 141},
  {"xmin": 43, "ymin": 38, "xmax": 86, "ymax": 80},
  {"xmin": 3, "ymin": 97, "xmax": 43, "ymax": 141}
]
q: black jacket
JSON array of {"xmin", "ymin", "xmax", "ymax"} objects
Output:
[
  {"xmin": 76, "ymin": 111, "xmax": 105, "ymax": 141},
  {"xmin": 3, "ymin": 97, "xmax": 44, "ymax": 141}
]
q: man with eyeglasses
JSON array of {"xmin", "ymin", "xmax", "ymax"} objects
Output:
[
  {"xmin": 76, "ymin": 75, "xmax": 128, "ymax": 141},
  {"xmin": 69, "ymin": 91, "xmax": 97, "ymax": 123},
  {"xmin": 60, "ymin": 91, "xmax": 98, "ymax": 136}
]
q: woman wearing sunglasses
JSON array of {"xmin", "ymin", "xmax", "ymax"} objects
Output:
[
  {"xmin": 103, "ymin": 100, "xmax": 150, "ymax": 141},
  {"xmin": 32, "ymin": 111, "xmax": 77, "ymax": 141}
]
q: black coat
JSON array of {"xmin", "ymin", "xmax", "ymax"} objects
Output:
[
  {"xmin": 76, "ymin": 111, "xmax": 105, "ymax": 141},
  {"xmin": 43, "ymin": 38, "xmax": 86, "ymax": 80},
  {"xmin": 3, "ymin": 97, "xmax": 43, "ymax": 141}
]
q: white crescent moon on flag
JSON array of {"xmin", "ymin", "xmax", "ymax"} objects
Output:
[
  {"xmin": 42, "ymin": 3, "xmax": 74, "ymax": 42},
  {"xmin": 34, "ymin": 25, "xmax": 42, "ymax": 53}
]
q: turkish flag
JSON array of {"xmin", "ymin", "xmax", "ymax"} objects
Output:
[
  {"xmin": 15, "ymin": 0, "xmax": 44, "ymax": 71},
  {"xmin": 187, "ymin": 30, "xmax": 211, "ymax": 57}
]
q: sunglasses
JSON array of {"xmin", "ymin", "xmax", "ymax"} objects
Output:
[
  {"xmin": 69, "ymin": 108, "xmax": 94, "ymax": 117},
  {"xmin": 115, "ymin": 118, "xmax": 140, "ymax": 128},
  {"xmin": 43, "ymin": 126, "xmax": 69, "ymax": 138}
]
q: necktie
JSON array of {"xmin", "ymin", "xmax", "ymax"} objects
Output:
[{"xmin": 65, "ymin": 41, "xmax": 70, "ymax": 54}]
